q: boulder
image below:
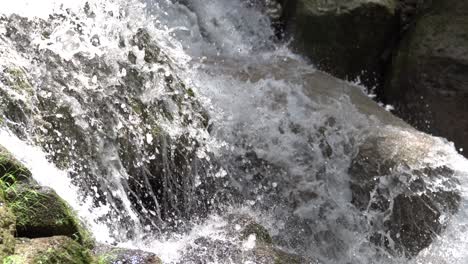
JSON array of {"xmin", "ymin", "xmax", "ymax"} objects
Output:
[
  {"xmin": 247, "ymin": 58, "xmax": 461, "ymax": 257},
  {"xmin": 285, "ymin": 0, "xmax": 398, "ymax": 86},
  {"xmin": 384, "ymin": 0, "xmax": 468, "ymax": 157},
  {"xmin": 4, "ymin": 236, "xmax": 92, "ymax": 264},
  {"xmin": 298, "ymin": 68, "xmax": 461, "ymax": 257},
  {"xmin": 207, "ymin": 55, "xmax": 462, "ymax": 258},
  {"xmin": 349, "ymin": 128, "xmax": 460, "ymax": 257}
]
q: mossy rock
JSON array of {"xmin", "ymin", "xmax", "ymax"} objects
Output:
[
  {"xmin": 227, "ymin": 214, "xmax": 273, "ymax": 245},
  {"xmin": 0, "ymin": 203, "xmax": 16, "ymax": 261},
  {"xmin": 4, "ymin": 236, "xmax": 92, "ymax": 264},
  {"xmin": 288, "ymin": 0, "xmax": 398, "ymax": 87},
  {"xmin": 4, "ymin": 185, "xmax": 93, "ymax": 248},
  {"xmin": 240, "ymin": 222, "xmax": 273, "ymax": 245},
  {"xmin": 93, "ymin": 244, "xmax": 162, "ymax": 264},
  {"xmin": 0, "ymin": 145, "xmax": 31, "ymax": 185}
]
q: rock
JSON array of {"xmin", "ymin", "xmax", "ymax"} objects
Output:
[
  {"xmin": 4, "ymin": 236, "xmax": 92, "ymax": 264},
  {"xmin": 261, "ymin": 59, "xmax": 462, "ymax": 257},
  {"xmin": 384, "ymin": 0, "xmax": 468, "ymax": 157},
  {"xmin": 0, "ymin": 145, "xmax": 32, "ymax": 184},
  {"xmin": 210, "ymin": 56, "xmax": 462, "ymax": 258},
  {"xmin": 285, "ymin": 0, "xmax": 398, "ymax": 87},
  {"xmin": 227, "ymin": 214, "xmax": 310, "ymax": 263},
  {"xmin": 0, "ymin": 145, "xmax": 23, "ymax": 260},
  {"xmin": 93, "ymin": 244, "xmax": 162, "ymax": 264},
  {"xmin": 226, "ymin": 214, "xmax": 273, "ymax": 244},
  {"xmin": 349, "ymin": 128, "xmax": 460, "ymax": 257},
  {"xmin": 4, "ymin": 184, "xmax": 92, "ymax": 246},
  {"xmin": 253, "ymin": 245, "xmax": 305, "ymax": 264},
  {"xmin": 0, "ymin": 13, "xmax": 215, "ymax": 232}
]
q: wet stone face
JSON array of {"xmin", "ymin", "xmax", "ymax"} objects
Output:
[{"xmin": 349, "ymin": 130, "xmax": 461, "ymax": 257}]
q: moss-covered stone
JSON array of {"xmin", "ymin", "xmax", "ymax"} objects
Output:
[
  {"xmin": 4, "ymin": 184, "xmax": 93, "ymax": 247},
  {"xmin": 0, "ymin": 145, "xmax": 31, "ymax": 185},
  {"xmin": 5, "ymin": 236, "xmax": 92, "ymax": 264},
  {"xmin": 227, "ymin": 214, "xmax": 273, "ymax": 245},
  {"xmin": 287, "ymin": 0, "xmax": 398, "ymax": 87},
  {"xmin": 240, "ymin": 222, "xmax": 273, "ymax": 245}
]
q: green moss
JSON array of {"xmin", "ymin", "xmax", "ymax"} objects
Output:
[
  {"xmin": 0, "ymin": 146, "xmax": 32, "ymax": 185},
  {"xmin": 12, "ymin": 237, "xmax": 92, "ymax": 264},
  {"xmin": 93, "ymin": 249, "xmax": 120, "ymax": 264},
  {"xmin": 273, "ymin": 249, "xmax": 303, "ymax": 264},
  {"xmin": 186, "ymin": 88, "xmax": 195, "ymax": 98},
  {"xmin": 4, "ymin": 68, "xmax": 33, "ymax": 95},
  {"xmin": 240, "ymin": 223, "xmax": 273, "ymax": 245},
  {"xmin": 2, "ymin": 255, "xmax": 25, "ymax": 264},
  {"xmin": 5, "ymin": 185, "xmax": 94, "ymax": 247},
  {"xmin": 93, "ymin": 248, "xmax": 162, "ymax": 264},
  {"xmin": 129, "ymin": 99, "xmax": 145, "ymax": 116},
  {"xmin": 0, "ymin": 205, "xmax": 16, "ymax": 261},
  {"xmin": 32, "ymin": 239, "xmax": 92, "ymax": 264}
]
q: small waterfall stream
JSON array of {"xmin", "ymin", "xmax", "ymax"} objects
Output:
[{"xmin": 1, "ymin": 0, "xmax": 467, "ymax": 263}]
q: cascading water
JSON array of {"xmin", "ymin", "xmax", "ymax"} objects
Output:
[{"xmin": 0, "ymin": 0, "xmax": 467, "ymax": 263}]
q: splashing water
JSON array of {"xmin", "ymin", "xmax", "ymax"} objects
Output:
[{"xmin": 1, "ymin": 0, "xmax": 468, "ymax": 263}]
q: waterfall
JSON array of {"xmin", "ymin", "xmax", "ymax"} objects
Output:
[{"xmin": 1, "ymin": 0, "xmax": 467, "ymax": 263}]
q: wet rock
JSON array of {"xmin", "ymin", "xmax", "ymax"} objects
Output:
[
  {"xmin": 0, "ymin": 12, "xmax": 215, "ymax": 233},
  {"xmin": 350, "ymin": 129, "xmax": 460, "ymax": 257},
  {"xmin": 285, "ymin": 0, "xmax": 398, "ymax": 87},
  {"xmin": 227, "ymin": 214, "xmax": 311, "ymax": 263},
  {"xmin": 226, "ymin": 214, "xmax": 273, "ymax": 244},
  {"xmin": 4, "ymin": 236, "xmax": 92, "ymax": 264},
  {"xmin": 253, "ymin": 245, "xmax": 305, "ymax": 264},
  {"xmin": 4, "ymin": 184, "xmax": 92, "ymax": 246},
  {"xmin": 0, "ymin": 145, "xmax": 23, "ymax": 260},
  {"xmin": 94, "ymin": 244, "xmax": 162, "ymax": 264},
  {"xmin": 384, "ymin": 0, "xmax": 468, "ymax": 157}
]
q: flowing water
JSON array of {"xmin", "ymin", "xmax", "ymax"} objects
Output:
[{"xmin": 0, "ymin": 0, "xmax": 467, "ymax": 263}]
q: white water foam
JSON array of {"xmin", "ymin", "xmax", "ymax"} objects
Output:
[{"xmin": 1, "ymin": 0, "xmax": 88, "ymax": 19}]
